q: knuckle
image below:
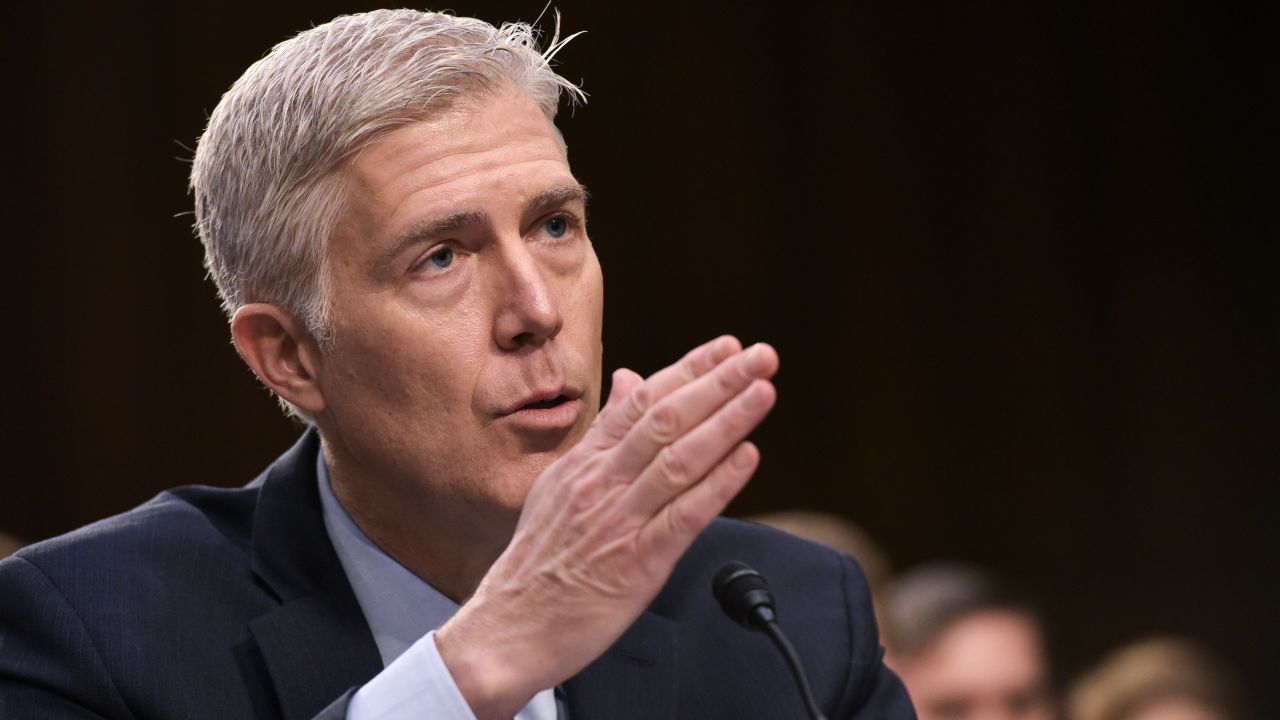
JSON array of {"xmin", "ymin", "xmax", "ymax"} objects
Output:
[
  {"xmin": 648, "ymin": 403, "xmax": 682, "ymax": 443},
  {"xmin": 665, "ymin": 502, "xmax": 697, "ymax": 538},
  {"xmin": 680, "ymin": 345, "xmax": 704, "ymax": 369},
  {"xmin": 627, "ymin": 384, "xmax": 653, "ymax": 417},
  {"xmin": 567, "ymin": 479, "xmax": 600, "ymax": 513},
  {"xmin": 733, "ymin": 392, "xmax": 761, "ymax": 422},
  {"xmin": 570, "ymin": 474, "xmax": 609, "ymax": 512},
  {"xmin": 681, "ymin": 356, "xmax": 702, "ymax": 383},
  {"xmin": 733, "ymin": 381, "xmax": 771, "ymax": 416},
  {"xmin": 713, "ymin": 400, "xmax": 756, "ymax": 440},
  {"xmin": 656, "ymin": 447, "xmax": 691, "ymax": 487},
  {"xmin": 715, "ymin": 363, "xmax": 743, "ymax": 393}
]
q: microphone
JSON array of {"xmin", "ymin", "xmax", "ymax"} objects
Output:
[{"xmin": 712, "ymin": 561, "xmax": 829, "ymax": 720}]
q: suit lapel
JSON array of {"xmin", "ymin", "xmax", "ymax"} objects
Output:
[
  {"xmin": 249, "ymin": 587, "xmax": 382, "ymax": 720},
  {"xmin": 247, "ymin": 431, "xmax": 384, "ymax": 720},
  {"xmin": 564, "ymin": 610, "xmax": 679, "ymax": 719},
  {"xmin": 244, "ymin": 431, "xmax": 683, "ymax": 719}
]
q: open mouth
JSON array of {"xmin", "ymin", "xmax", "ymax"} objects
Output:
[{"xmin": 522, "ymin": 395, "xmax": 569, "ymax": 411}]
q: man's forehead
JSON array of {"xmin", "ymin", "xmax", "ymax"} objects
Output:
[
  {"xmin": 353, "ymin": 91, "xmax": 564, "ymax": 176},
  {"xmin": 335, "ymin": 90, "xmax": 574, "ymax": 240}
]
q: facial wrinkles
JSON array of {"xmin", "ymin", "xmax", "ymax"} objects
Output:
[
  {"xmin": 339, "ymin": 93, "xmax": 565, "ymax": 253},
  {"xmin": 387, "ymin": 148, "xmax": 566, "ymax": 221},
  {"xmin": 340, "ymin": 157, "xmax": 570, "ymax": 408},
  {"xmin": 374, "ymin": 108, "xmax": 566, "ymax": 226},
  {"xmin": 317, "ymin": 92, "xmax": 602, "ymax": 521}
]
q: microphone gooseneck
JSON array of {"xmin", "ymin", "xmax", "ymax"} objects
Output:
[{"xmin": 712, "ymin": 561, "xmax": 829, "ymax": 720}]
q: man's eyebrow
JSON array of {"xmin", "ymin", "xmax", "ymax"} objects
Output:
[
  {"xmin": 525, "ymin": 183, "xmax": 590, "ymax": 217},
  {"xmin": 375, "ymin": 184, "xmax": 588, "ymax": 274},
  {"xmin": 378, "ymin": 209, "xmax": 487, "ymax": 272}
]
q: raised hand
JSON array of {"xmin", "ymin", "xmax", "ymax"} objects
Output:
[{"xmin": 435, "ymin": 336, "xmax": 779, "ymax": 719}]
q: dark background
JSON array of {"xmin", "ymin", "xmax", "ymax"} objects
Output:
[{"xmin": 2, "ymin": 1, "xmax": 1275, "ymax": 713}]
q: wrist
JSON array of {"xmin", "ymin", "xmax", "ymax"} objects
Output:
[{"xmin": 435, "ymin": 605, "xmax": 536, "ymax": 720}]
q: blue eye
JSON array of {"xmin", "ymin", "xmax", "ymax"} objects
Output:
[
  {"xmin": 544, "ymin": 216, "xmax": 569, "ymax": 239},
  {"xmin": 426, "ymin": 247, "xmax": 454, "ymax": 270}
]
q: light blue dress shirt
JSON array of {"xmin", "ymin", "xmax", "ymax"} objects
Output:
[{"xmin": 316, "ymin": 455, "xmax": 562, "ymax": 720}]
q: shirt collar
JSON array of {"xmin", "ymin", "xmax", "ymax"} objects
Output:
[{"xmin": 316, "ymin": 450, "xmax": 459, "ymax": 667}]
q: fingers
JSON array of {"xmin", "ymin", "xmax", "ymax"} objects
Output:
[
  {"xmin": 597, "ymin": 368, "xmax": 644, "ymax": 418},
  {"xmin": 608, "ymin": 342, "xmax": 779, "ymax": 479},
  {"xmin": 636, "ymin": 441, "xmax": 760, "ymax": 563},
  {"xmin": 589, "ymin": 368, "xmax": 646, "ymax": 445},
  {"xmin": 612, "ymin": 368, "xmax": 644, "ymax": 403},
  {"xmin": 623, "ymin": 378, "xmax": 776, "ymax": 518},
  {"xmin": 591, "ymin": 335, "xmax": 742, "ymax": 443},
  {"xmin": 643, "ymin": 335, "xmax": 743, "ymax": 400}
]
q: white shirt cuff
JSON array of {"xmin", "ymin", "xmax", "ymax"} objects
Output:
[{"xmin": 347, "ymin": 630, "xmax": 477, "ymax": 720}]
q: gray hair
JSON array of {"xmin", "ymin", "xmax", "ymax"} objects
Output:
[{"xmin": 190, "ymin": 9, "xmax": 583, "ymax": 419}]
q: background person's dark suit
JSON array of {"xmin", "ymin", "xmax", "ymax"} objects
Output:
[{"xmin": 0, "ymin": 432, "xmax": 914, "ymax": 719}]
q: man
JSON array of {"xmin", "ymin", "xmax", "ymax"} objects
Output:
[
  {"xmin": 0, "ymin": 10, "xmax": 912, "ymax": 719},
  {"xmin": 884, "ymin": 563, "xmax": 1055, "ymax": 720}
]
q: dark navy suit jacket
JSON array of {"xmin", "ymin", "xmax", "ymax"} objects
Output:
[{"xmin": 0, "ymin": 431, "xmax": 914, "ymax": 719}]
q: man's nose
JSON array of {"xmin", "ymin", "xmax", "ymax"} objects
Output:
[{"xmin": 491, "ymin": 242, "xmax": 563, "ymax": 350}]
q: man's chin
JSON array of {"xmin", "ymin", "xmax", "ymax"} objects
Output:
[{"xmin": 466, "ymin": 416, "xmax": 592, "ymax": 521}]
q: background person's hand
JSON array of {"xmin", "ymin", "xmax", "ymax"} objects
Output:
[{"xmin": 436, "ymin": 335, "xmax": 779, "ymax": 720}]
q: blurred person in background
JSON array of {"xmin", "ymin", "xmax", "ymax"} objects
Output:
[
  {"xmin": 1068, "ymin": 637, "xmax": 1250, "ymax": 720},
  {"xmin": 749, "ymin": 509, "xmax": 892, "ymax": 629},
  {"xmin": 0, "ymin": 532, "xmax": 22, "ymax": 559},
  {"xmin": 884, "ymin": 562, "xmax": 1056, "ymax": 720}
]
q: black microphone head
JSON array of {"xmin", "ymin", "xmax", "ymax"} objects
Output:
[{"xmin": 712, "ymin": 561, "xmax": 777, "ymax": 630}]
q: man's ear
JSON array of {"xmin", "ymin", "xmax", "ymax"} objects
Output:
[{"xmin": 230, "ymin": 304, "xmax": 326, "ymax": 415}]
